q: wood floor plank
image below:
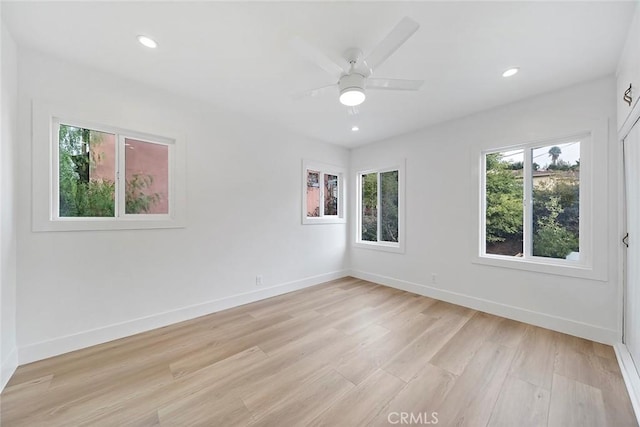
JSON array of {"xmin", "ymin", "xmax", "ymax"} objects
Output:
[
  {"xmin": 6, "ymin": 363, "xmax": 174, "ymax": 427},
  {"xmin": 548, "ymin": 374, "xmax": 607, "ymax": 427},
  {"xmin": 383, "ymin": 309, "xmax": 470, "ymax": 381},
  {"xmin": 601, "ymin": 386, "xmax": 639, "ymax": 427},
  {"xmin": 434, "ymin": 341, "xmax": 515, "ymax": 426},
  {"xmin": 11, "ymin": 310, "xmax": 265, "ymax": 389},
  {"xmin": 348, "ymin": 322, "xmax": 391, "ymax": 344},
  {"xmin": 555, "ymin": 337, "xmax": 624, "ymax": 390},
  {"xmin": 430, "ymin": 311, "xmax": 502, "ymax": 376},
  {"xmin": 559, "ymin": 333, "xmax": 596, "ymax": 356},
  {"xmin": 422, "ymin": 299, "xmax": 475, "ymax": 319},
  {"xmin": 488, "ymin": 317, "xmax": 528, "ymax": 349},
  {"xmin": 335, "ymin": 313, "xmax": 436, "ymax": 385},
  {"xmin": 168, "ymin": 311, "xmax": 318, "ymax": 377},
  {"xmin": 243, "ymin": 364, "xmax": 335, "ymax": 416},
  {"xmin": 509, "ymin": 325, "xmax": 557, "ymax": 390},
  {"xmin": 554, "ymin": 338, "xmax": 637, "ymax": 426},
  {"xmin": 248, "ymin": 368, "xmax": 354, "ymax": 426},
  {"xmin": 248, "ymin": 287, "xmax": 352, "ymax": 319},
  {"xmin": 61, "ymin": 346, "xmax": 268, "ymax": 427},
  {"xmin": 0, "ymin": 375, "xmax": 53, "ymax": 425},
  {"xmin": 592, "ymin": 342, "xmax": 617, "ymax": 360},
  {"xmin": 308, "ymin": 369, "xmax": 406, "ymax": 427},
  {"xmin": 376, "ymin": 296, "xmax": 439, "ymax": 331},
  {"xmin": 332, "ymin": 292, "xmax": 409, "ymax": 335},
  {"xmin": 255, "ymin": 310, "xmax": 338, "ymax": 354},
  {"xmin": 1, "ymin": 277, "xmax": 635, "ymax": 427},
  {"xmin": 487, "ymin": 376, "xmax": 550, "ymax": 427},
  {"xmin": 370, "ymin": 363, "xmax": 456, "ymax": 426},
  {"xmin": 158, "ymin": 393, "xmax": 252, "ymax": 426},
  {"xmin": 337, "ymin": 278, "xmax": 372, "ymax": 290}
]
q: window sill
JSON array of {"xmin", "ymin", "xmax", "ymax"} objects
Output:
[
  {"xmin": 472, "ymin": 254, "xmax": 607, "ymax": 282},
  {"xmin": 353, "ymin": 241, "xmax": 405, "ymax": 254},
  {"xmin": 302, "ymin": 217, "xmax": 346, "ymax": 225},
  {"xmin": 33, "ymin": 218, "xmax": 185, "ymax": 232}
]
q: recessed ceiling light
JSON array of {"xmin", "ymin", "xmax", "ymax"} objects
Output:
[
  {"xmin": 351, "ymin": 126, "xmax": 359, "ymax": 132},
  {"xmin": 502, "ymin": 67, "xmax": 519, "ymax": 77},
  {"xmin": 137, "ymin": 35, "xmax": 158, "ymax": 49}
]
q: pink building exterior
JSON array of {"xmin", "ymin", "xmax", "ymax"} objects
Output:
[
  {"xmin": 306, "ymin": 170, "xmax": 321, "ymax": 217},
  {"xmin": 91, "ymin": 135, "xmax": 169, "ymax": 214},
  {"xmin": 307, "ymin": 187, "xmax": 320, "ymax": 216}
]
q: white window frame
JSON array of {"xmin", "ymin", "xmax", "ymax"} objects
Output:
[
  {"xmin": 476, "ymin": 132, "xmax": 604, "ymax": 279},
  {"xmin": 354, "ymin": 161, "xmax": 405, "ymax": 253},
  {"xmin": 33, "ymin": 100, "xmax": 187, "ymax": 231},
  {"xmin": 301, "ymin": 160, "xmax": 346, "ymax": 225}
]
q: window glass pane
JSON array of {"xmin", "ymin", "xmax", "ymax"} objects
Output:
[
  {"xmin": 59, "ymin": 124, "xmax": 115, "ymax": 217},
  {"xmin": 306, "ymin": 170, "xmax": 320, "ymax": 217},
  {"xmin": 361, "ymin": 173, "xmax": 378, "ymax": 241},
  {"xmin": 531, "ymin": 141, "xmax": 580, "ymax": 259},
  {"xmin": 485, "ymin": 150, "xmax": 524, "ymax": 256},
  {"xmin": 125, "ymin": 138, "xmax": 169, "ymax": 214},
  {"xmin": 380, "ymin": 170, "xmax": 399, "ymax": 242},
  {"xmin": 324, "ymin": 174, "xmax": 338, "ymax": 216}
]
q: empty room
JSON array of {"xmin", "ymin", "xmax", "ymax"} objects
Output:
[{"xmin": 2, "ymin": 1, "xmax": 640, "ymax": 426}]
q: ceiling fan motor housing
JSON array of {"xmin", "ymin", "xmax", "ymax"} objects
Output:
[{"xmin": 339, "ymin": 73, "xmax": 366, "ymax": 94}]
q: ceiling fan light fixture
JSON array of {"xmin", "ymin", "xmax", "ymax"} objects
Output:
[
  {"xmin": 137, "ymin": 35, "xmax": 158, "ymax": 49},
  {"xmin": 340, "ymin": 88, "xmax": 366, "ymax": 107},
  {"xmin": 292, "ymin": 17, "xmax": 422, "ymax": 106},
  {"xmin": 339, "ymin": 73, "xmax": 366, "ymax": 106},
  {"xmin": 502, "ymin": 67, "xmax": 519, "ymax": 77}
]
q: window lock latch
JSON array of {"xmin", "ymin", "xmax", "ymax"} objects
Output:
[
  {"xmin": 624, "ymin": 84, "xmax": 633, "ymax": 107},
  {"xmin": 623, "ymin": 232, "xmax": 629, "ymax": 248}
]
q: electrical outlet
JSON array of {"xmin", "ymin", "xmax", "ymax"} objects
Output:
[
  {"xmin": 431, "ymin": 273, "xmax": 438, "ymax": 284},
  {"xmin": 256, "ymin": 275, "xmax": 263, "ymax": 286}
]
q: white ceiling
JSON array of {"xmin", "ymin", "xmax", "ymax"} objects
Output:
[{"xmin": 2, "ymin": 1, "xmax": 636, "ymax": 148}]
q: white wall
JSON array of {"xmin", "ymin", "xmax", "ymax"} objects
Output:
[
  {"xmin": 16, "ymin": 49, "xmax": 349, "ymax": 363},
  {"xmin": 1, "ymin": 14, "xmax": 19, "ymax": 389},
  {"xmin": 350, "ymin": 77, "xmax": 621, "ymax": 344}
]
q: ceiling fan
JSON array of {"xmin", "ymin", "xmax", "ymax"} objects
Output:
[{"xmin": 291, "ymin": 17, "xmax": 424, "ymax": 107}]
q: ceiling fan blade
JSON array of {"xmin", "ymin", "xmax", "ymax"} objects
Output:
[
  {"xmin": 363, "ymin": 17, "xmax": 419, "ymax": 75},
  {"xmin": 367, "ymin": 78, "xmax": 423, "ymax": 91},
  {"xmin": 289, "ymin": 36, "xmax": 347, "ymax": 78},
  {"xmin": 292, "ymin": 84, "xmax": 337, "ymax": 99}
]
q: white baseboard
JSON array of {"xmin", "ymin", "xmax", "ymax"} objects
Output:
[
  {"xmin": 1, "ymin": 347, "xmax": 18, "ymax": 392},
  {"xmin": 18, "ymin": 270, "xmax": 348, "ymax": 365},
  {"xmin": 349, "ymin": 269, "xmax": 619, "ymax": 345},
  {"xmin": 614, "ymin": 343, "xmax": 640, "ymax": 424}
]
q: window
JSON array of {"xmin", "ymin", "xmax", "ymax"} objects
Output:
[
  {"xmin": 32, "ymin": 101, "xmax": 186, "ymax": 231},
  {"xmin": 302, "ymin": 160, "xmax": 345, "ymax": 224},
  {"xmin": 355, "ymin": 164, "xmax": 404, "ymax": 252},
  {"xmin": 482, "ymin": 135, "xmax": 585, "ymax": 265},
  {"xmin": 55, "ymin": 122, "xmax": 171, "ymax": 219}
]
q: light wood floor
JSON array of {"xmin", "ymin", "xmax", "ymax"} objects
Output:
[{"xmin": 1, "ymin": 277, "xmax": 637, "ymax": 426}]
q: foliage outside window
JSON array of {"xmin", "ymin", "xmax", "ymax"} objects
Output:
[
  {"xmin": 483, "ymin": 138, "xmax": 581, "ymax": 262},
  {"xmin": 357, "ymin": 167, "xmax": 402, "ymax": 250},
  {"xmin": 324, "ymin": 174, "xmax": 339, "ymax": 216},
  {"xmin": 302, "ymin": 161, "xmax": 345, "ymax": 224},
  {"xmin": 58, "ymin": 126, "xmax": 116, "ymax": 217},
  {"xmin": 56, "ymin": 123, "xmax": 171, "ymax": 219}
]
